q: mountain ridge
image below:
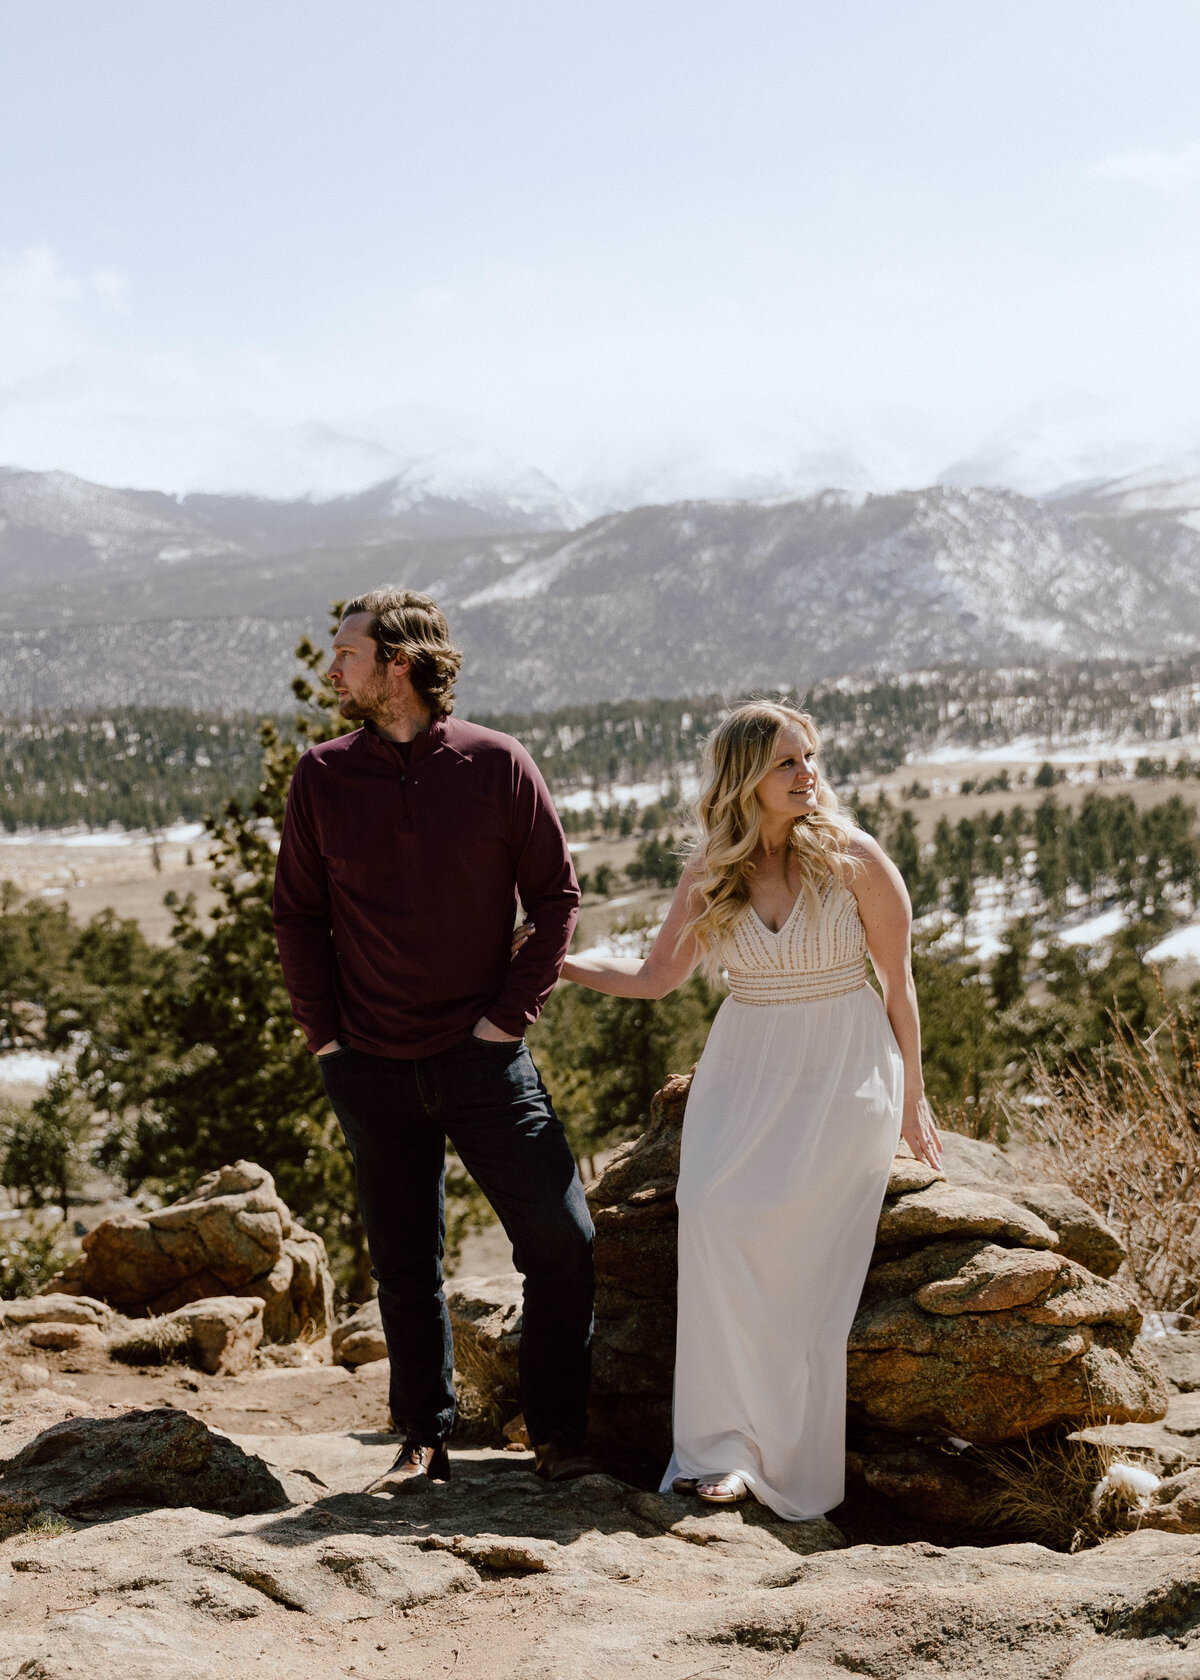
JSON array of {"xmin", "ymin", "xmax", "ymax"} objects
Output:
[{"xmin": 3, "ymin": 462, "xmax": 1200, "ymax": 712}]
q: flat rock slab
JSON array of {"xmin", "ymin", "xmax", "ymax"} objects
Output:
[
  {"xmin": 877, "ymin": 1182, "xmax": 1058, "ymax": 1249},
  {"xmin": 0, "ymin": 1295, "xmax": 114, "ymax": 1332},
  {"xmin": 2, "ymin": 1473, "xmax": 1200, "ymax": 1680},
  {"xmin": 1153, "ymin": 1331, "xmax": 1200, "ymax": 1393},
  {"xmin": 1163, "ymin": 1392, "xmax": 1200, "ymax": 1437},
  {"xmin": 229, "ymin": 1428, "xmax": 404, "ymax": 1494}
]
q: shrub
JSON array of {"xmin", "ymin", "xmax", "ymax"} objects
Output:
[
  {"xmin": 0, "ymin": 1224, "xmax": 70, "ymax": 1298},
  {"xmin": 1020, "ymin": 1003, "xmax": 1200, "ymax": 1315}
]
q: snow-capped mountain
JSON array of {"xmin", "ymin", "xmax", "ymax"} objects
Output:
[
  {"xmin": 0, "ymin": 467, "xmax": 244, "ymax": 584},
  {"xmin": 3, "ymin": 459, "xmax": 1200, "ymax": 711},
  {"xmin": 0, "ymin": 456, "xmax": 583, "ymax": 590},
  {"xmin": 431, "ymin": 485, "xmax": 1200, "ymax": 708},
  {"xmin": 1056, "ymin": 449, "xmax": 1200, "ymax": 516}
]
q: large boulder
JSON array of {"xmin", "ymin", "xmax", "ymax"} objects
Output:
[
  {"xmin": 846, "ymin": 1238, "xmax": 1165, "ymax": 1441},
  {"xmin": 446, "ymin": 1274, "xmax": 524, "ymax": 1430},
  {"xmin": 45, "ymin": 1161, "xmax": 334, "ymax": 1342},
  {"xmin": 331, "ymin": 1298, "xmax": 388, "ymax": 1368},
  {"xmin": 443, "ymin": 1072, "xmax": 1163, "ymax": 1497},
  {"xmin": 108, "ymin": 1295, "xmax": 264, "ymax": 1375},
  {"xmin": 848, "ymin": 1134, "xmax": 1157, "ymax": 1445},
  {"xmin": 584, "ymin": 1072, "xmax": 689, "ymax": 1460},
  {"xmin": 0, "ymin": 1407, "xmax": 302, "ymax": 1515}
]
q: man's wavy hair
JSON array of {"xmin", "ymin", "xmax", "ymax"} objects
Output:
[{"xmin": 342, "ymin": 587, "xmax": 464, "ymax": 718}]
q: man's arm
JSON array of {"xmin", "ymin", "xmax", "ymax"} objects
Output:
[
  {"xmin": 273, "ymin": 756, "xmax": 342, "ymax": 1053},
  {"xmin": 480, "ymin": 748, "xmax": 579, "ymax": 1039}
]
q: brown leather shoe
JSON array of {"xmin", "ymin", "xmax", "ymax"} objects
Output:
[
  {"xmin": 533, "ymin": 1439, "xmax": 603, "ymax": 1482},
  {"xmin": 366, "ymin": 1439, "xmax": 451, "ymax": 1491}
]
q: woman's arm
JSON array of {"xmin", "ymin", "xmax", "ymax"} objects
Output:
[
  {"xmin": 846, "ymin": 833, "xmax": 942, "ymax": 1169},
  {"xmin": 558, "ymin": 864, "xmax": 704, "ymax": 999}
]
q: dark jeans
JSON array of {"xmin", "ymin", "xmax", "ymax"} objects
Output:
[{"xmin": 320, "ymin": 1035, "xmax": 594, "ymax": 1447}]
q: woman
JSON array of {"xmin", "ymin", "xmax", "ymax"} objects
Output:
[{"xmin": 559, "ymin": 702, "xmax": 941, "ymax": 1520}]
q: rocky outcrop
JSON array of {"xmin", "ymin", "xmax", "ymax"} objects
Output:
[
  {"xmin": 847, "ymin": 1235, "xmax": 1165, "ymax": 1442},
  {"xmin": 2, "ymin": 1420, "xmax": 1200, "ymax": 1678},
  {"xmin": 449, "ymin": 1073, "xmax": 1161, "ymax": 1496},
  {"xmin": 845, "ymin": 1134, "xmax": 1159, "ymax": 1440},
  {"xmin": 0, "ymin": 1407, "xmax": 302, "ymax": 1516},
  {"xmin": 46, "ymin": 1161, "xmax": 334, "ymax": 1341},
  {"xmin": 583, "ymin": 1072, "xmax": 690, "ymax": 1461},
  {"xmin": 331, "ymin": 1297, "xmax": 388, "ymax": 1368},
  {"xmin": 108, "ymin": 1295, "xmax": 264, "ymax": 1375}
]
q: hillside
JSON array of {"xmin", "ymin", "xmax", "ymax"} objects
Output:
[
  {"xmin": 4, "ymin": 466, "xmax": 1200, "ymax": 710},
  {"xmin": 4, "ymin": 661, "xmax": 1200, "ymax": 833}
]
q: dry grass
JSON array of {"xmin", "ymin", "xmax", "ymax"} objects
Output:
[
  {"xmin": 1018, "ymin": 1002, "xmax": 1200, "ymax": 1317},
  {"xmin": 974, "ymin": 1430, "xmax": 1146, "ymax": 1552},
  {"xmin": 107, "ymin": 1316, "xmax": 196, "ymax": 1367},
  {"xmin": 449, "ymin": 1330, "xmax": 519, "ymax": 1440}
]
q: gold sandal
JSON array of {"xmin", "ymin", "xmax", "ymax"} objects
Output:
[{"xmin": 696, "ymin": 1473, "xmax": 749, "ymax": 1505}]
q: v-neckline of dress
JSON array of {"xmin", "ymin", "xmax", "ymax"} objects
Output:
[{"xmin": 747, "ymin": 891, "xmax": 804, "ymax": 939}]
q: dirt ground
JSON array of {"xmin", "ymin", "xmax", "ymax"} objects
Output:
[
  {"xmin": 0, "ymin": 828, "xmax": 222, "ymax": 943},
  {"xmin": 0, "ymin": 1329, "xmax": 396, "ymax": 1439}
]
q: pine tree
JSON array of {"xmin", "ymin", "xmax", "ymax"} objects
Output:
[{"xmin": 95, "ymin": 610, "xmax": 376, "ymax": 1296}]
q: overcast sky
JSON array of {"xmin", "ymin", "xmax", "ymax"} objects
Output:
[{"xmin": 4, "ymin": 1, "xmax": 1200, "ymax": 504}]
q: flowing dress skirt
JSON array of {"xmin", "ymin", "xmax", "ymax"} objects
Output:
[{"xmin": 661, "ymin": 986, "xmax": 903, "ymax": 1519}]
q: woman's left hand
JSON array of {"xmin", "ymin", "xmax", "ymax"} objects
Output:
[
  {"xmin": 901, "ymin": 1093, "xmax": 942, "ymax": 1169},
  {"xmin": 510, "ymin": 920, "xmax": 534, "ymax": 960}
]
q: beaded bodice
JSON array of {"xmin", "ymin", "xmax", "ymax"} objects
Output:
[{"xmin": 722, "ymin": 872, "xmax": 868, "ymax": 1005}]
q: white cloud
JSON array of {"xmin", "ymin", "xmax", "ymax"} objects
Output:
[
  {"xmin": 90, "ymin": 266, "xmax": 131, "ymax": 314},
  {"xmin": 1090, "ymin": 141, "xmax": 1200, "ymax": 196},
  {"xmin": 0, "ymin": 244, "xmax": 81, "ymax": 304},
  {"xmin": 0, "ymin": 245, "xmax": 91, "ymax": 388}
]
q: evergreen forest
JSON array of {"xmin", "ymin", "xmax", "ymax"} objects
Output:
[{"xmin": 2, "ymin": 636, "xmax": 1200, "ymax": 1304}]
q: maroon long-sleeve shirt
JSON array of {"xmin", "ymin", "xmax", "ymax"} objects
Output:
[{"xmin": 273, "ymin": 716, "xmax": 579, "ymax": 1057}]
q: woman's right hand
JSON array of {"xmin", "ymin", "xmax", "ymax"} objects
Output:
[
  {"xmin": 901, "ymin": 1094, "xmax": 942, "ymax": 1169},
  {"xmin": 510, "ymin": 921, "xmax": 534, "ymax": 960}
]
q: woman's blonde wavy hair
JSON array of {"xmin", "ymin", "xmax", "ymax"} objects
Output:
[{"xmin": 685, "ymin": 702, "xmax": 861, "ymax": 973}]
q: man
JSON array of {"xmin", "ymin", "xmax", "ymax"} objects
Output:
[{"xmin": 273, "ymin": 586, "xmax": 594, "ymax": 1485}]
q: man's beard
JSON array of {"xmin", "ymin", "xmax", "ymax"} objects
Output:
[{"xmin": 336, "ymin": 668, "xmax": 391, "ymax": 723}]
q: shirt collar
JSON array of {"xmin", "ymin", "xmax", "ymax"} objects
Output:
[{"xmin": 362, "ymin": 716, "xmax": 449, "ymax": 764}]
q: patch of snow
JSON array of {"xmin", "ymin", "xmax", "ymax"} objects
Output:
[
  {"xmin": 1141, "ymin": 1311, "xmax": 1196, "ymax": 1339},
  {"xmin": 915, "ymin": 736, "xmax": 1200, "ymax": 769},
  {"xmin": 0, "ymin": 821, "xmax": 205, "ymax": 848},
  {"xmin": 457, "ymin": 518, "xmax": 619, "ymax": 606},
  {"xmin": 556, "ymin": 775, "xmax": 699, "ymax": 815},
  {"xmin": 0, "ymin": 1052, "xmax": 59, "ymax": 1086},
  {"xmin": 1146, "ymin": 923, "xmax": 1200, "ymax": 963},
  {"xmin": 59, "ymin": 831, "xmax": 139, "ymax": 849},
  {"xmin": 1060, "ymin": 908, "xmax": 1127, "ymax": 947},
  {"xmin": 574, "ymin": 918, "xmax": 667, "ymax": 959}
]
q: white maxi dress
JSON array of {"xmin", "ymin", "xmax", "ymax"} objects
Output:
[{"xmin": 660, "ymin": 874, "xmax": 903, "ymax": 1520}]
